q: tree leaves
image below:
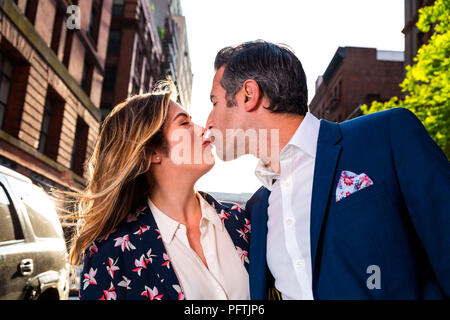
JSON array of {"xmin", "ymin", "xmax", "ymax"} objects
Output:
[{"xmin": 361, "ymin": 0, "xmax": 450, "ymax": 158}]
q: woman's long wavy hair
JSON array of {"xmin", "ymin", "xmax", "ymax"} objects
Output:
[{"xmin": 67, "ymin": 81, "xmax": 175, "ymax": 265}]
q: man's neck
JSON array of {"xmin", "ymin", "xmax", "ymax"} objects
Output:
[{"xmin": 258, "ymin": 113, "xmax": 305, "ymax": 174}]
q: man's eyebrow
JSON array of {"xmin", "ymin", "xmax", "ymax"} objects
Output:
[{"xmin": 172, "ymin": 112, "xmax": 191, "ymax": 122}]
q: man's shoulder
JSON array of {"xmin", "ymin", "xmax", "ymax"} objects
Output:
[
  {"xmin": 339, "ymin": 107, "xmax": 416, "ymax": 132},
  {"xmin": 245, "ymin": 186, "xmax": 270, "ymax": 211}
]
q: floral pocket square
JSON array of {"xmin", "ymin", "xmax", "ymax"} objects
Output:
[{"xmin": 336, "ymin": 170, "xmax": 374, "ymax": 202}]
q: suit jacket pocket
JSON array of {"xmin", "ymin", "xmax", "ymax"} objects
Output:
[{"xmin": 335, "ymin": 181, "xmax": 387, "ymax": 212}]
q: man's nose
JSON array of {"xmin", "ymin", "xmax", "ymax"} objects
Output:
[{"xmin": 205, "ymin": 112, "xmax": 213, "ymax": 130}]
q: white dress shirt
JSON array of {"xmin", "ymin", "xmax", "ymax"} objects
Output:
[
  {"xmin": 255, "ymin": 112, "xmax": 321, "ymax": 300},
  {"xmin": 148, "ymin": 193, "xmax": 249, "ymax": 300}
]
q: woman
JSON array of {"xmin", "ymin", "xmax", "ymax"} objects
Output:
[{"xmin": 70, "ymin": 81, "xmax": 250, "ymax": 300}]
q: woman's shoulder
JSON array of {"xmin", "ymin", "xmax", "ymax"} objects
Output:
[{"xmin": 85, "ymin": 204, "xmax": 151, "ymax": 259}]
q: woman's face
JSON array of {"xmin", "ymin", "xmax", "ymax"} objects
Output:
[{"xmin": 159, "ymin": 101, "xmax": 215, "ymax": 175}]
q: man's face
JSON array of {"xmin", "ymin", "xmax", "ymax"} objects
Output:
[{"xmin": 207, "ymin": 66, "xmax": 248, "ymax": 161}]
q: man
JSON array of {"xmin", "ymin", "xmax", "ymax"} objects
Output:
[{"xmin": 206, "ymin": 40, "xmax": 450, "ymax": 299}]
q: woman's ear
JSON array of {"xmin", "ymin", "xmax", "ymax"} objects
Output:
[{"xmin": 150, "ymin": 151, "xmax": 162, "ymax": 164}]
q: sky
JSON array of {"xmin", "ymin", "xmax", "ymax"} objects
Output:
[{"xmin": 180, "ymin": 0, "xmax": 405, "ymax": 195}]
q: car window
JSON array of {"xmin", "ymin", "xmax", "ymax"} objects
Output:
[
  {"xmin": 7, "ymin": 177, "xmax": 63, "ymax": 239},
  {"xmin": 0, "ymin": 183, "xmax": 24, "ymax": 242}
]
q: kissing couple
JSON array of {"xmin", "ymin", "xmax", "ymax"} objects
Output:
[{"xmin": 73, "ymin": 40, "xmax": 450, "ymax": 300}]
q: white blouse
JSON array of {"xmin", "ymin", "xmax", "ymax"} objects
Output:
[{"xmin": 148, "ymin": 193, "xmax": 249, "ymax": 300}]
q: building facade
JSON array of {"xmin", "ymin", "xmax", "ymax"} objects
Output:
[
  {"xmin": 0, "ymin": 0, "xmax": 112, "ymax": 191},
  {"xmin": 151, "ymin": 0, "xmax": 192, "ymax": 110},
  {"xmin": 403, "ymin": 0, "xmax": 435, "ymax": 68},
  {"xmin": 309, "ymin": 47, "xmax": 405, "ymax": 122},
  {"xmin": 100, "ymin": 0, "xmax": 164, "ymax": 118},
  {"xmin": 100, "ymin": 0, "xmax": 193, "ymax": 117}
]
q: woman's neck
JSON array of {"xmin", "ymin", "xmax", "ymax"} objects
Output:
[{"xmin": 149, "ymin": 177, "xmax": 201, "ymax": 226}]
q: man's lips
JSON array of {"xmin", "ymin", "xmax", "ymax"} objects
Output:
[{"xmin": 202, "ymin": 140, "xmax": 211, "ymax": 147}]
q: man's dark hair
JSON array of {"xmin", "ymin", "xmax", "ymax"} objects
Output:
[{"xmin": 214, "ymin": 40, "xmax": 308, "ymax": 115}]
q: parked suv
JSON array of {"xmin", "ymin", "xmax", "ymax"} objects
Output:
[{"xmin": 0, "ymin": 165, "xmax": 69, "ymax": 300}]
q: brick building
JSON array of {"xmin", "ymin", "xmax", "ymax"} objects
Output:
[
  {"xmin": 151, "ymin": 0, "xmax": 192, "ymax": 111},
  {"xmin": 309, "ymin": 47, "xmax": 405, "ymax": 122},
  {"xmin": 100, "ymin": 0, "xmax": 193, "ymax": 118},
  {"xmin": 403, "ymin": 0, "xmax": 435, "ymax": 68},
  {"xmin": 0, "ymin": 0, "xmax": 112, "ymax": 191},
  {"xmin": 100, "ymin": 0, "xmax": 163, "ymax": 118}
]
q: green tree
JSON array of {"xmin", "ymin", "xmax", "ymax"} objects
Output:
[{"xmin": 361, "ymin": 0, "xmax": 450, "ymax": 158}]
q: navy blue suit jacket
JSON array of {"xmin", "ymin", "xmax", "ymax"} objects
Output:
[
  {"xmin": 247, "ymin": 108, "xmax": 450, "ymax": 299},
  {"xmin": 79, "ymin": 192, "xmax": 250, "ymax": 300}
]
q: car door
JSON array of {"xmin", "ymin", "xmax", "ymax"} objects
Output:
[{"xmin": 0, "ymin": 180, "xmax": 29, "ymax": 300}]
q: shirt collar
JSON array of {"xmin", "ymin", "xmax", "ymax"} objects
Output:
[
  {"xmin": 197, "ymin": 193, "xmax": 224, "ymax": 232},
  {"xmin": 254, "ymin": 112, "xmax": 321, "ymax": 190},
  {"xmin": 148, "ymin": 198, "xmax": 180, "ymax": 244},
  {"xmin": 148, "ymin": 193, "xmax": 224, "ymax": 244},
  {"xmin": 285, "ymin": 111, "xmax": 321, "ymax": 158}
]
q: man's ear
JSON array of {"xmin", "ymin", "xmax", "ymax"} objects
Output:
[{"xmin": 241, "ymin": 79, "xmax": 261, "ymax": 112}]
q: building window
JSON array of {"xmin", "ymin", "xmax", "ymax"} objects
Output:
[
  {"xmin": 71, "ymin": 117, "xmax": 89, "ymax": 177},
  {"xmin": 102, "ymin": 66, "xmax": 117, "ymax": 92},
  {"xmin": 107, "ymin": 30, "xmax": 122, "ymax": 54},
  {"xmin": 112, "ymin": 0, "xmax": 125, "ymax": 16},
  {"xmin": 88, "ymin": 0, "xmax": 103, "ymax": 46},
  {"xmin": 25, "ymin": 0, "xmax": 39, "ymax": 24},
  {"xmin": 38, "ymin": 88, "xmax": 65, "ymax": 161},
  {"xmin": 50, "ymin": 5, "xmax": 65, "ymax": 55},
  {"xmin": 63, "ymin": 31, "xmax": 74, "ymax": 68},
  {"xmin": 0, "ymin": 53, "xmax": 13, "ymax": 129},
  {"xmin": 81, "ymin": 58, "xmax": 94, "ymax": 96}
]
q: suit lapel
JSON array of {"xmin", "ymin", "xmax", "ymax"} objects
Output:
[
  {"xmin": 310, "ymin": 120, "xmax": 342, "ymax": 288},
  {"xmin": 247, "ymin": 187, "xmax": 271, "ymax": 299}
]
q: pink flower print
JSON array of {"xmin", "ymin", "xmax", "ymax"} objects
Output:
[
  {"xmin": 343, "ymin": 176, "xmax": 354, "ymax": 186},
  {"xmin": 155, "ymin": 229, "xmax": 162, "ymax": 240},
  {"xmin": 231, "ymin": 204, "xmax": 242, "ymax": 213},
  {"xmin": 236, "ymin": 228, "xmax": 249, "ymax": 243},
  {"xmin": 99, "ymin": 283, "xmax": 117, "ymax": 300},
  {"xmin": 172, "ymin": 285, "xmax": 184, "ymax": 300},
  {"xmin": 114, "ymin": 234, "xmax": 136, "ymax": 252},
  {"xmin": 235, "ymin": 246, "xmax": 249, "ymax": 264},
  {"xmin": 132, "ymin": 254, "xmax": 148, "ymax": 276},
  {"xmin": 141, "ymin": 286, "xmax": 163, "ymax": 300},
  {"xmin": 243, "ymin": 218, "xmax": 251, "ymax": 233},
  {"xmin": 161, "ymin": 253, "xmax": 171, "ymax": 269},
  {"xmin": 107, "ymin": 257, "xmax": 120, "ymax": 279},
  {"xmin": 88, "ymin": 242, "xmax": 98, "ymax": 257},
  {"xmin": 218, "ymin": 209, "xmax": 230, "ymax": 221},
  {"xmin": 83, "ymin": 267, "xmax": 97, "ymax": 290},
  {"xmin": 117, "ymin": 276, "xmax": 132, "ymax": 290},
  {"xmin": 359, "ymin": 174, "xmax": 373, "ymax": 186},
  {"xmin": 145, "ymin": 248, "xmax": 157, "ymax": 264},
  {"xmin": 134, "ymin": 225, "xmax": 150, "ymax": 236}
]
